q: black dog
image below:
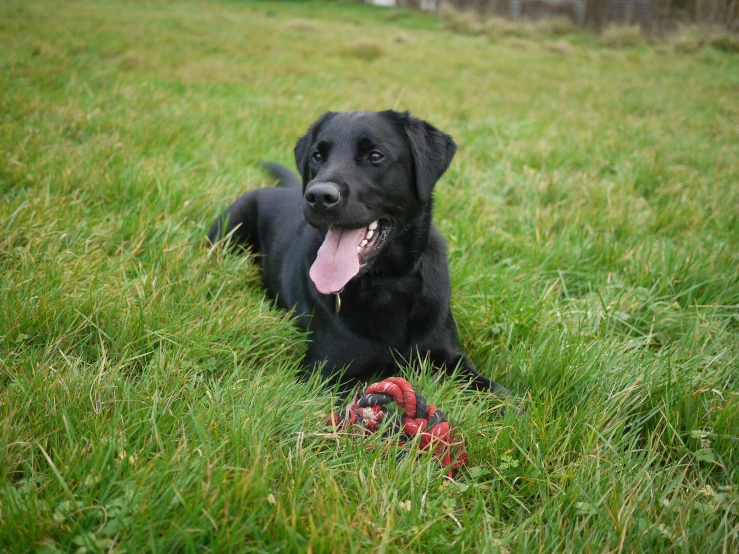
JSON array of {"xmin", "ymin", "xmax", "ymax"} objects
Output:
[{"xmin": 208, "ymin": 110, "xmax": 508, "ymax": 395}]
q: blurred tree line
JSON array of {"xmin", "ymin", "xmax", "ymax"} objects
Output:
[{"xmin": 392, "ymin": 0, "xmax": 738, "ymax": 30}]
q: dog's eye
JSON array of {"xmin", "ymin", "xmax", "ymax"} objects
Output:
[
  {"xmin": 312, "ymin": 151, "xmax": 322, "ymax": 162},
  {"xmin": 368, "ymin": 151, "xmax": 384, "ymax": 162}
]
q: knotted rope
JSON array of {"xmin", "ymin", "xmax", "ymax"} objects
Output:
[{"xmin": 327, "ymin": 377, "xmax": 467, "ymax": 477}]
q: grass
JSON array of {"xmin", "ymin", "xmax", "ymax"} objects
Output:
[{"xmin": 1, "ymin": 0, "xmax": 738, "ymax": 551}]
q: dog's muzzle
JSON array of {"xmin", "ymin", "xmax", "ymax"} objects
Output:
[{"xmin": 304, "ymin": 182, "xmax": 341, "ymax": 213}]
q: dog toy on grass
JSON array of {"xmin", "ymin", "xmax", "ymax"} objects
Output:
[{"xmin": 327, "ymin": 377, "xmax": 467, "ymax": 477}]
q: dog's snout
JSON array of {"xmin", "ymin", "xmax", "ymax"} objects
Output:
[{"xmin": 305, "ymin": 183, "xmax": 341, "ymax": 211}]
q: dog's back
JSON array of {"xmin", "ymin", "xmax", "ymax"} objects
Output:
[{"xmin": 263, "ymin": 162, "xmax": 301, "ymax": 189}]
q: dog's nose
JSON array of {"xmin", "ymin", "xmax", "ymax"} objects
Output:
[{"xmin": 305, "ymin": 183, "xmax": 341, "ymax": 211}]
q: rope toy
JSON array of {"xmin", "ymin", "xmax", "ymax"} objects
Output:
[{"xmin": 327, "ymin": 377, "xmax": 467, "ymax": 477}]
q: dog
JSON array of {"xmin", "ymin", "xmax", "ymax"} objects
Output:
[{"xmin": 208, "ymin": 110, "xmax": 509, "ymax": 395}]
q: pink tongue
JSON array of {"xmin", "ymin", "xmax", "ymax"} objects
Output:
[{"xmin": 310, "ymin": 225, "xmax": 367, "ymax": 295}]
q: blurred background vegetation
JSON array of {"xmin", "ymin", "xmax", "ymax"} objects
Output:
[{"xmin": 375, "ymin": 0, "xmax": 738, "ymax": 33}]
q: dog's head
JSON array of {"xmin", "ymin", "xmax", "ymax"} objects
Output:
[{"xmin": 294, "ymin": 110, "xmax": 456, "ymax": 294}]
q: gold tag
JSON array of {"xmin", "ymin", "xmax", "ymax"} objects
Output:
[{"xmin": 334, "ymin": 292, "xmax": 341, "ymax": 313}]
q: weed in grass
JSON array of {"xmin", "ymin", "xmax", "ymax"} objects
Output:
[
  {"xmin": 339, "ymin": 41, "xmax": 386, "ymax": 61},
  {"xmin": 439, "ymin": 5, "xmax": 486, "ymax": 34},
  {"xmin": 286, "ymin": 18, "xmax": 320, "ymax": 33},
  {"xmin": 600, "ymin": 23, "xmax": 645, "ymax": 48},
  {"xmin": 671, "ymin": 24, "xmax": 739, "ymax": 53},
  {"xmin": 393, "ymin": 30, "xmax": 412, "ymax": 44},
  {"xmin": 546, "ymin": 39, "xmax": 575, "ymax": 55}
]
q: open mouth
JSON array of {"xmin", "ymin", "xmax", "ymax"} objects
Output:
[
  {"xmin": 309, "ymin": 219, "xmax": 391, "ymax": 295},
  {"xmin": 357, "ymin": 220, "xmax": 390, "ymax": 265}
]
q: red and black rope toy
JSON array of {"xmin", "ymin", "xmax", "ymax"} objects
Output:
[{"xmin": 327, "ymin": 377, "xmax": 467, "ymax": 477}]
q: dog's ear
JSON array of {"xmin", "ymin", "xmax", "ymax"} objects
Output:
[
  {"xmin": 401, "ymin": 112, "xmax": 457, "ymax": 204},
  {"xmin": 294, "ymin": 112, "xmax": 337, "ymax": 187}
]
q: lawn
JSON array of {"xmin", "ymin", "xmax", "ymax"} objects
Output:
[{"xmin": 1, "ymin": 0, "xmax": 738, "ymax": 551}]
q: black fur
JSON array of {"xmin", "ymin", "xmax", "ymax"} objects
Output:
[{"xmin": 208, "ymin": 110, "xmax": 509, "ymax": 394}]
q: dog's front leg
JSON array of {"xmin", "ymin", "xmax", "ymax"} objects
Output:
[
  {"xmin": 302, "ymin": 342, "xmax": 374, "ymax": 394},
  {"xmin": 431, "ymin": 351, "xmax": 512, "ymax": 396}
]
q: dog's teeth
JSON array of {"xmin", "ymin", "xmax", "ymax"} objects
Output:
[
  {"xmin": 361, "ymin": 239, "xmax": 368, "ymax": 246},
  {"xmin": 366, "ymin": 230, "xmax": 374, "ymax": 240},
  {"xmin": 357, "ymin": 246, "xmax": 362, "ymax": 253},
  {"xmin": 369, "ymin": 221, "xmax": 378, "ymax": 230}
]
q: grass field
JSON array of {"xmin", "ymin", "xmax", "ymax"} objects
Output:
[{"xmin": 1, "ymin": 0, "xmax": 738, "ymax": 551}]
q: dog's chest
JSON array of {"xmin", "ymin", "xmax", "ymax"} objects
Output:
[{"xmin": 335, "ymin": 287, "xmax": 417, "ymax": 347}]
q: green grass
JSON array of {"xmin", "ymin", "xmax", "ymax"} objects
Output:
[{"xmin": 1, "ymin": 0, "xmax": 738, "ymax": 551}]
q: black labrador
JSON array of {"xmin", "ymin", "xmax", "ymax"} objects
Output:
[{"xmin": 208, "ymin": 110, "xmax": 509, "ymax": 395}]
